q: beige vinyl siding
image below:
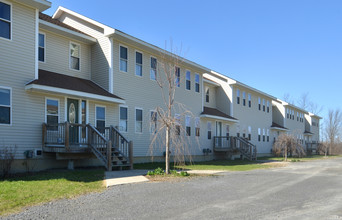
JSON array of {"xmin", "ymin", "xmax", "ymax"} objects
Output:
[
  {"xmin": 58, "ymin": 13, "xmax": 109, "ymax": 90},
  {"xmin": 272, "ymin": 101, "xmax": 285, "ymax": 126},
  {"xmin": 0, "ymin": 2, "xmax": 42, "ymax": 158},
  {"xmin": 111, "ymin": 39, "xmax": 204, "ymax": 157},
  {"xmin": 38, "ymin": 30, "xmax": 91, "ymax": 79},
  {"xmin": 284, "ymin": 107, "xmax": 306, "ymax": 136}
]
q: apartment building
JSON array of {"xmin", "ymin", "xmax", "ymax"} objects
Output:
[{"xmin": 0, "ymin": 0, "xmax": 321, "ymax": 172}]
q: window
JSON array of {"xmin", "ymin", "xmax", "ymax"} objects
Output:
[
  {"xmin": 248, "ymin": 126, "xmax": 252, "ymax": 140},
  {"xmin": 267, "ymin": 101, "xmax": 270, "ymax": 113},
  {"xmin": 119, "ymin": 106, "xmax": 128, "ymax": 132},
  {"xmin": 70, "ymin": 43, "xmax": 80, "ymax": 70},
  {"xmin": 258, "ymin": 97, "xmax": 261, "ymax": 110},
  {"xmin": 262, "ymin": 99, "xmax": 265, "ymax": 112},
  {"xmin": 150, "ymin": 57, "xmax": 157, "ymax": 80},
  {"xmin": 258, "ymin": 128, "xmax": 261, "ymax": 142},
  {"xmin": 292, "ymin": 110, "xmax": 295, "ymax": 120},
  {"xmin": 195, "ymin": 117, "xmax": 200, "ymax": 136},
  {"xmin": 297, "ymin": 112, "xmax": 299, "ymax": 121},
  {"xmin": 46, "ymin": 98, "xmax": 58, "ymax": 126},
  {"xmin": 0, "ymin": 2, "xmax": 11, "ymax": 40},
  {"xmin": 242, "ymin": 133, "xmax": 246, "ymax": 138},
  {"xmin": 226, "ymin": 125, "xmax": 230, "ymax": 137},
  {"xmin": 248, "ymin": 93, "xmax": 251, "ymax": 107},
  {"xmin": 236, "ymin": 89, "xmax": 240, "ymax": 104},
  {"xmin": 135, "ymin": 51, "xmax": 142, "ymax": 76},
  {"xmin": 150, "ymin": 111, "xmax": 157, "ymax": 133},
  {"xmin": 242, "ymin": 92, "xmax": 246, "ymax": 106},
  {"xmin": 186, "ymin": 70, "xmax": 191, "ymax": 90},
  {"xmin": 237, "ymin": 132, "xmax": 240, "ymax": 137},
  {"xmin": 135, "ymin": 108, "xmax": 143, "ymax": 133},
  {"xmin": 267, "ymin": 129, "xmax": 270, "ymax": 142},
  {"xmin": 96, "ymin": 106, "xmax": 105, "ymax": 133},
  {"xmin": 287, "ymin": 108, "xmax": 289, "ymax": 119},
  {"xmin": 175, "ymin": 67, "xmax": 180, "ymax": 87},
  {"xmin": 185, "ymin": 115, "xmax": 191, "ymax": 136},
  {"xmin": 263, "ymin": 128, "xmax": 265, "ymax": 142},
  {"xmin": 195, "ymin": 74, "xmax": 200, "ymax": 93},
  {"xmin": 38, "ymin": 33, "xmax": 45, "ymax": 62},
  {"xmin": 120, "ymin": 46, "xmax": 128, "ymax": 72},
  {"xmin": 175, "ymin": 114, "xmax": 180, "ymax": 135},
  {"xmin": 205, "ymin": 88, "xmax": 209, "ymax": 103},
  {"xmin": 207, "ymin": 122, "xmax": 212, "ymax": 139},
  {"xmin": 0, "ymin": 87, "xmax": 11, "ymax": 125}
]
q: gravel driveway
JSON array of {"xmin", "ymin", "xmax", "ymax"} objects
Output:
[{"xmin": 3, "ymin": 158, "xmax": 342, "ymax": 220}]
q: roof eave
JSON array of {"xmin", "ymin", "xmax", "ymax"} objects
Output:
[
  {"xmin": 14, "ymin": 0, "xmax": 51, "ymax": 12},
  {"xmin": 200, "ymin": 114, "xmax": 238, "ymax": 123}
]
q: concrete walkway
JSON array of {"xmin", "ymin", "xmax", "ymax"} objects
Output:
[{"xmin": 105, "ymin": 169, "xmax": 225, "ymax": 187}]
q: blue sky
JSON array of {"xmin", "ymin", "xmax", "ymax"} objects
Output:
[{"xmin": 45, "ymin": 0, "xmax": 342, "ymax": 120}]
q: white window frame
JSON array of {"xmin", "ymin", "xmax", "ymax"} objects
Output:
[
  {"xmin": 135, "ymin": 107, "xmax": 143, "ymax": 134},
  {"xmin": 262, "ymin": 99, "xmax": 265, "ymax": 112},
  {"xmin": 69, "ymin": 41, "xmax": 81, "ymax": 71},
  {"xmin": 119, "ymin": 105, "xmax": 128, "ymax": 133},
  {"xmin": 135, "ymin": 50, "xmax": 142, "ymax": 77},
  {"xmin": 150, "ymin": 56, "xmax": 157, "ymax": 80},
  {"xmin": 195, "ymin": 117, "xmax": 200, "ymax": 137},
  {"xmin": 0, "ymin": 86, "xmax": 12, "ymax": 125},
  {"xmin": 248, "ymin": 93, "xmax": 251, "ymax": 107},
  {"xmin": 175, "ymin": 66, "xmax": 181, "ymax": 87},
  {"xmin": 195, "ymin": 73, "xmax": 200, "ymax": 93},
  {"xmin": 0, "ymin": 1, "xmax": 12, "ymax": 41},
  {"xmin": 95, "ymin": 105, "xmax": 106, "ymax": 130},
  {"xmin": 150, "ymin": 110, "xmax": 157, "ymax": 134},
  {"xmin": 185, "ymin": 115, "xmax": 191, "ymax": 136},
  {"xmin": 242, "ymin": 91, "xmax": 246, "ymax": 106},
  {"xmin": 38, "ymin": 32, "xmax": 46, "ymax": 63},
  {"xmin": 185, "ymin": 70, "xmax": 191, "ymax": 91},
  {"xmin": 258, "ymin": 97, "xmax": 261, "ymax": 110},
  {"xmin": 205, "ymin": 87, "xmax": 210, "ymax": 103},
  {"xmin": 45, "ymin": 97, "xmax": 60, "ymax": 124},
  {"xmin": 266, "ymin": 100, "xmax": 270, "ymax": 113},
  {"xmin": 119, "ymin": 44, "xmax": 128, "ymax": 73},
  {"xmin": 175, "ymin": 113, "xmax": 181, "ymax": 135},
  {"xmin": 236, "ymin": 89, "xmax": 240, "ymax": 104},
  {"xmin": 207, "ymin": 121, "xmax": 212, "ymax": 139}
]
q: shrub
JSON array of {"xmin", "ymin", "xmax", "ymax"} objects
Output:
[{"xmin": 0, "ymin": 145, "xmax": 16, "ymax": 178}]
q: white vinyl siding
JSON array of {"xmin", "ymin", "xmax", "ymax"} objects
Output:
[{"xmin": 0, "ymin": 87, "xmax": 11, "ymax": 125}]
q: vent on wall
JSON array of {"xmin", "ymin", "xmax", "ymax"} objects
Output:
[{"xmin": 35, "ymin": 150, "xmax": 42, "ymax": 157}]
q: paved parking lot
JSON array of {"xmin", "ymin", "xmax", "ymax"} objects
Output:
[{"xmin": 3, "ymin": 158, "xmax": 342, "ymax": 220}]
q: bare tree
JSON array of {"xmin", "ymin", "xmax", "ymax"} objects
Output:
[
  {"xmin": 283, "ymin": 93, "xmax": 294, "ymax": 105},
  {"xmin": 149, "ymin": 43, "xmax": 196, "ymax": 174},
  {"xmin": 324, "ymin": 109, "xmax": 342, "ymax": 155},
  {"xmin": 297, "ymin": 92, "xmax": 310, "ymax": 110},
  {"xmin": 272, "ymin": 133, "xmax": 306, "ymax": 161}
]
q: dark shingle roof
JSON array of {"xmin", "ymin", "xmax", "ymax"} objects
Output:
[
  {"xmin": 201, "ymin": 107, "xmax": 237, "ymax": 121},
  {"xmin": 27, "ymin": 69, "xmax": 123, "ymax": 100},
  {"xmin": 304, "ymin": 130, "xmax": 314, "ymax": 135},
  {"xmin": 39, "ymin": 13, "xmax": 89, "ymax": 36},
  {"xmin": 271, "ymin": 122, "xmax": 288, "ymax": 130}
]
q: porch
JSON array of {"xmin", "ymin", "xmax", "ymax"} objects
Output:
[
  {"xmin": 213, "ymin": 136, "xmax": 257, "ymax": 160},
  {"xmin": 42, "ymin": 122, "xmax": 133, "ymax": 170}
]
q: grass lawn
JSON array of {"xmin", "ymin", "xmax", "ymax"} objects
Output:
[
  {"xmin": 135, "ymin": 160, "xmax": 279, "ymax": 172},
  {"xmin": 0, "ymin": 169, "xmax": 105, "ymax": 216}
]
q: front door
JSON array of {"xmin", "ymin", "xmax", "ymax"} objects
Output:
[
  {"xmin": 216, "ymin": 121, "xmax": 222, "ymax": 147},
  {"xmin": 67, "ymin": 99, "xmax": 79, "ymax": 144}
]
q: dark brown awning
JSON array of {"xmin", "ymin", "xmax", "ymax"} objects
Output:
[{"xmin": 201, "ymin": 107, "xmax": 238, "ymax": 122}]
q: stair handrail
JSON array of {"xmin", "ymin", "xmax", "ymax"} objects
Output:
[{"xmin": 87, "ymin": 123, "xmax": 109, "ymax": 168}]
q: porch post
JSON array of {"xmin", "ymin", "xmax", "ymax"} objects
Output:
[
  {"xmin": 65, "ymin": 122, "xmax": 70, "ymax": 151},
  {"xmin": 107, "ymin": 140, "xmax": 112, "ymax": 171},
  {"xmin": 129, "ymin": 141, "xmax": 133, "ymax": 170}
]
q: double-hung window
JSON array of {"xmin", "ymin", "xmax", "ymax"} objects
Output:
[
  {"xmin": 242, "ymin": 91, "xmax": 246, "ymax": 106},
  {"xmin": 185, "ymin": 115, "xmax": 191, "ymax": 136},
  {"xmin": 38, "ymin": 33, "xmax": 45, "ymax": 62},
  {"xmin": 135, "ymin": 51, "xmax": 142, "ymax": 76},
  {"xmin": 135, "ymin": 108, "xmax": 143, "ymax": 133},
  {"xmin": 96, "ymin": 106, "xmax": 105, "ymax": 133},
  {"xmin": 267, "ymin": 129, "xmax": 270, "ymax": 142},
  {"xmin": 195, "ymin": 117, "xmax": 200, "ymax": 137},
  {"xmin": 185, "ymin": 70, "xmax": 191, "ymax": 90},
  {"xmin": 258, "ymin": 97, "xmax": 261, "ymax": 110},
  {"xmin": 0, "ymin": 87, "xmax": 11, "ymax": 124},
  {"xmin": 258, "ymin": 128, "xmax": 261, "ymax": 142},
  {"xmin": 150, "ymin": 57, "xmax": 157, "ymax": 80},
  {"xmin": 175, "ymin": 67, "xmax": 180, "ymax": 87},
  {"xmin": 175, "ymin": 114, "xmax": 180, "ymax": 135},
  {"xmin": 46, "ymin": 98, "xmax": 59, "ymax": 126},
  {"xmin": 195, "ymin": 74, "xmax": 200, "ymax": 93},
  {"xmin": 0, "ymin": 2, "xmax": 11, "ymax": 40},
  {"xmin": 70, "ymin": 43, "xmax": 80, "ymax": 70},
  {"xmin": 248, "ymin": 93, "xmax": 251, "ymax": 107},
  {"xmin": 120, "ymin": 106, "xmax": 128, "ymax": 132},
  {"xmin": 150, "ymin": 111, "xmax": 157, "ymax": 133},
  {"xmin": 248, "ymin": 126, "xmax": 252, "ymax": 140},
  {"xmin": 120, "ymin": 46, "xmax": 128, "ymax": 72},
  {"xmin": 205, "ymin": 88, "xmax": 210, "ymax": 103},
  {"xmin": 267, "ymin": 100, "xmax": 270, "ymax": 113},
  {"xmin": 263, "ymin": 128, "xmax": 265, "ymax": 142},
  {"xmin": 262, "ymin": 99, "xmax": 265, "ymax": 112},
  {"xmin": 236, "ymin": 89, "xmax": 240, "ymax": 104}
]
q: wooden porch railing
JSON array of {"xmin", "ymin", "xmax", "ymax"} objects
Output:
[{"xmin": 42, "ymin": 122, "xmax": 133, "ymax": 170}]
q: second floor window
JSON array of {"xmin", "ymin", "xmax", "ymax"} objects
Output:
[
  {"xmin": 70, "ymin": 43, "xmax": 80, "ymax": 70},
  {"xmin": 248, "ymin": 93, "xmax": 251, "ymax": 107},
  {"xmin": 38, "ymin": 33, "xmax": 45, "ymax": 62},
  {"xmin": 175, "ymin": 67, "xmax": 180, "ymax": 87},
  {"xmin": 186, "ymin": 70, "xmax": 191, "ymax": 90},
  {"xmin": 120, "ymin": 46, "xmax": 128, "ymax": 72},
  {"xmin": 120, "ymin": 106, "xmax": 128, "ymax": 132},
  {"xmin": 258, "ymin": 97, "xmax": 261, "ymax": 110},
  {"xmin": 242, "ymin": 91, "xmax": 246, "ymax": 106},
  {"xmin": 195, "ymin": 74, "xmax": 200, "ymax": 93},
  {"xmin": 0, "ymin": 2, "xmax": 11, "ymax": 40},
  {"xmin": 135, "ymin": 51, "xmax": 142, "ymax": 76},
  {"xmin": 262, "ymin": 99, "xmax": 265, "ymax": 112},
  {"xmin": 205, "ymin": 88, "xmax": 210, "ymax": 103},
  {"xmin": 150, "ymin": 57, "xmax": 157, "ymax": 80},
  {"xmin": 236, "ymin": 89, "xmax": 240, "ymax": 104},
  {"xmin": 267, "ymin": 100, "xmax": 270, "ymax": 113}
]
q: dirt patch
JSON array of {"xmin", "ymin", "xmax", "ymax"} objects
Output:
[
  {"xmin": 145, "ymin": 174, "xmax": 213, "ymax": 182},
  {"xmin": 263, "ymin": 161, "xmax": 289, "ymax": 168}
]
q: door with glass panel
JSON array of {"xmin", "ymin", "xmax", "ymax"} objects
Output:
[{"xmin": 67, "ymin": 99, "xmax": 79, "ymax": 145}]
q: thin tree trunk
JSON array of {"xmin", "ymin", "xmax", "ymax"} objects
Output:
[
  {"xmin": 284, "ymin": 144, "xmax": 287, "ymax": 162},
  {"xmin": 165, "ymin": 126, "xmax": 170, "ymax": 174}
]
